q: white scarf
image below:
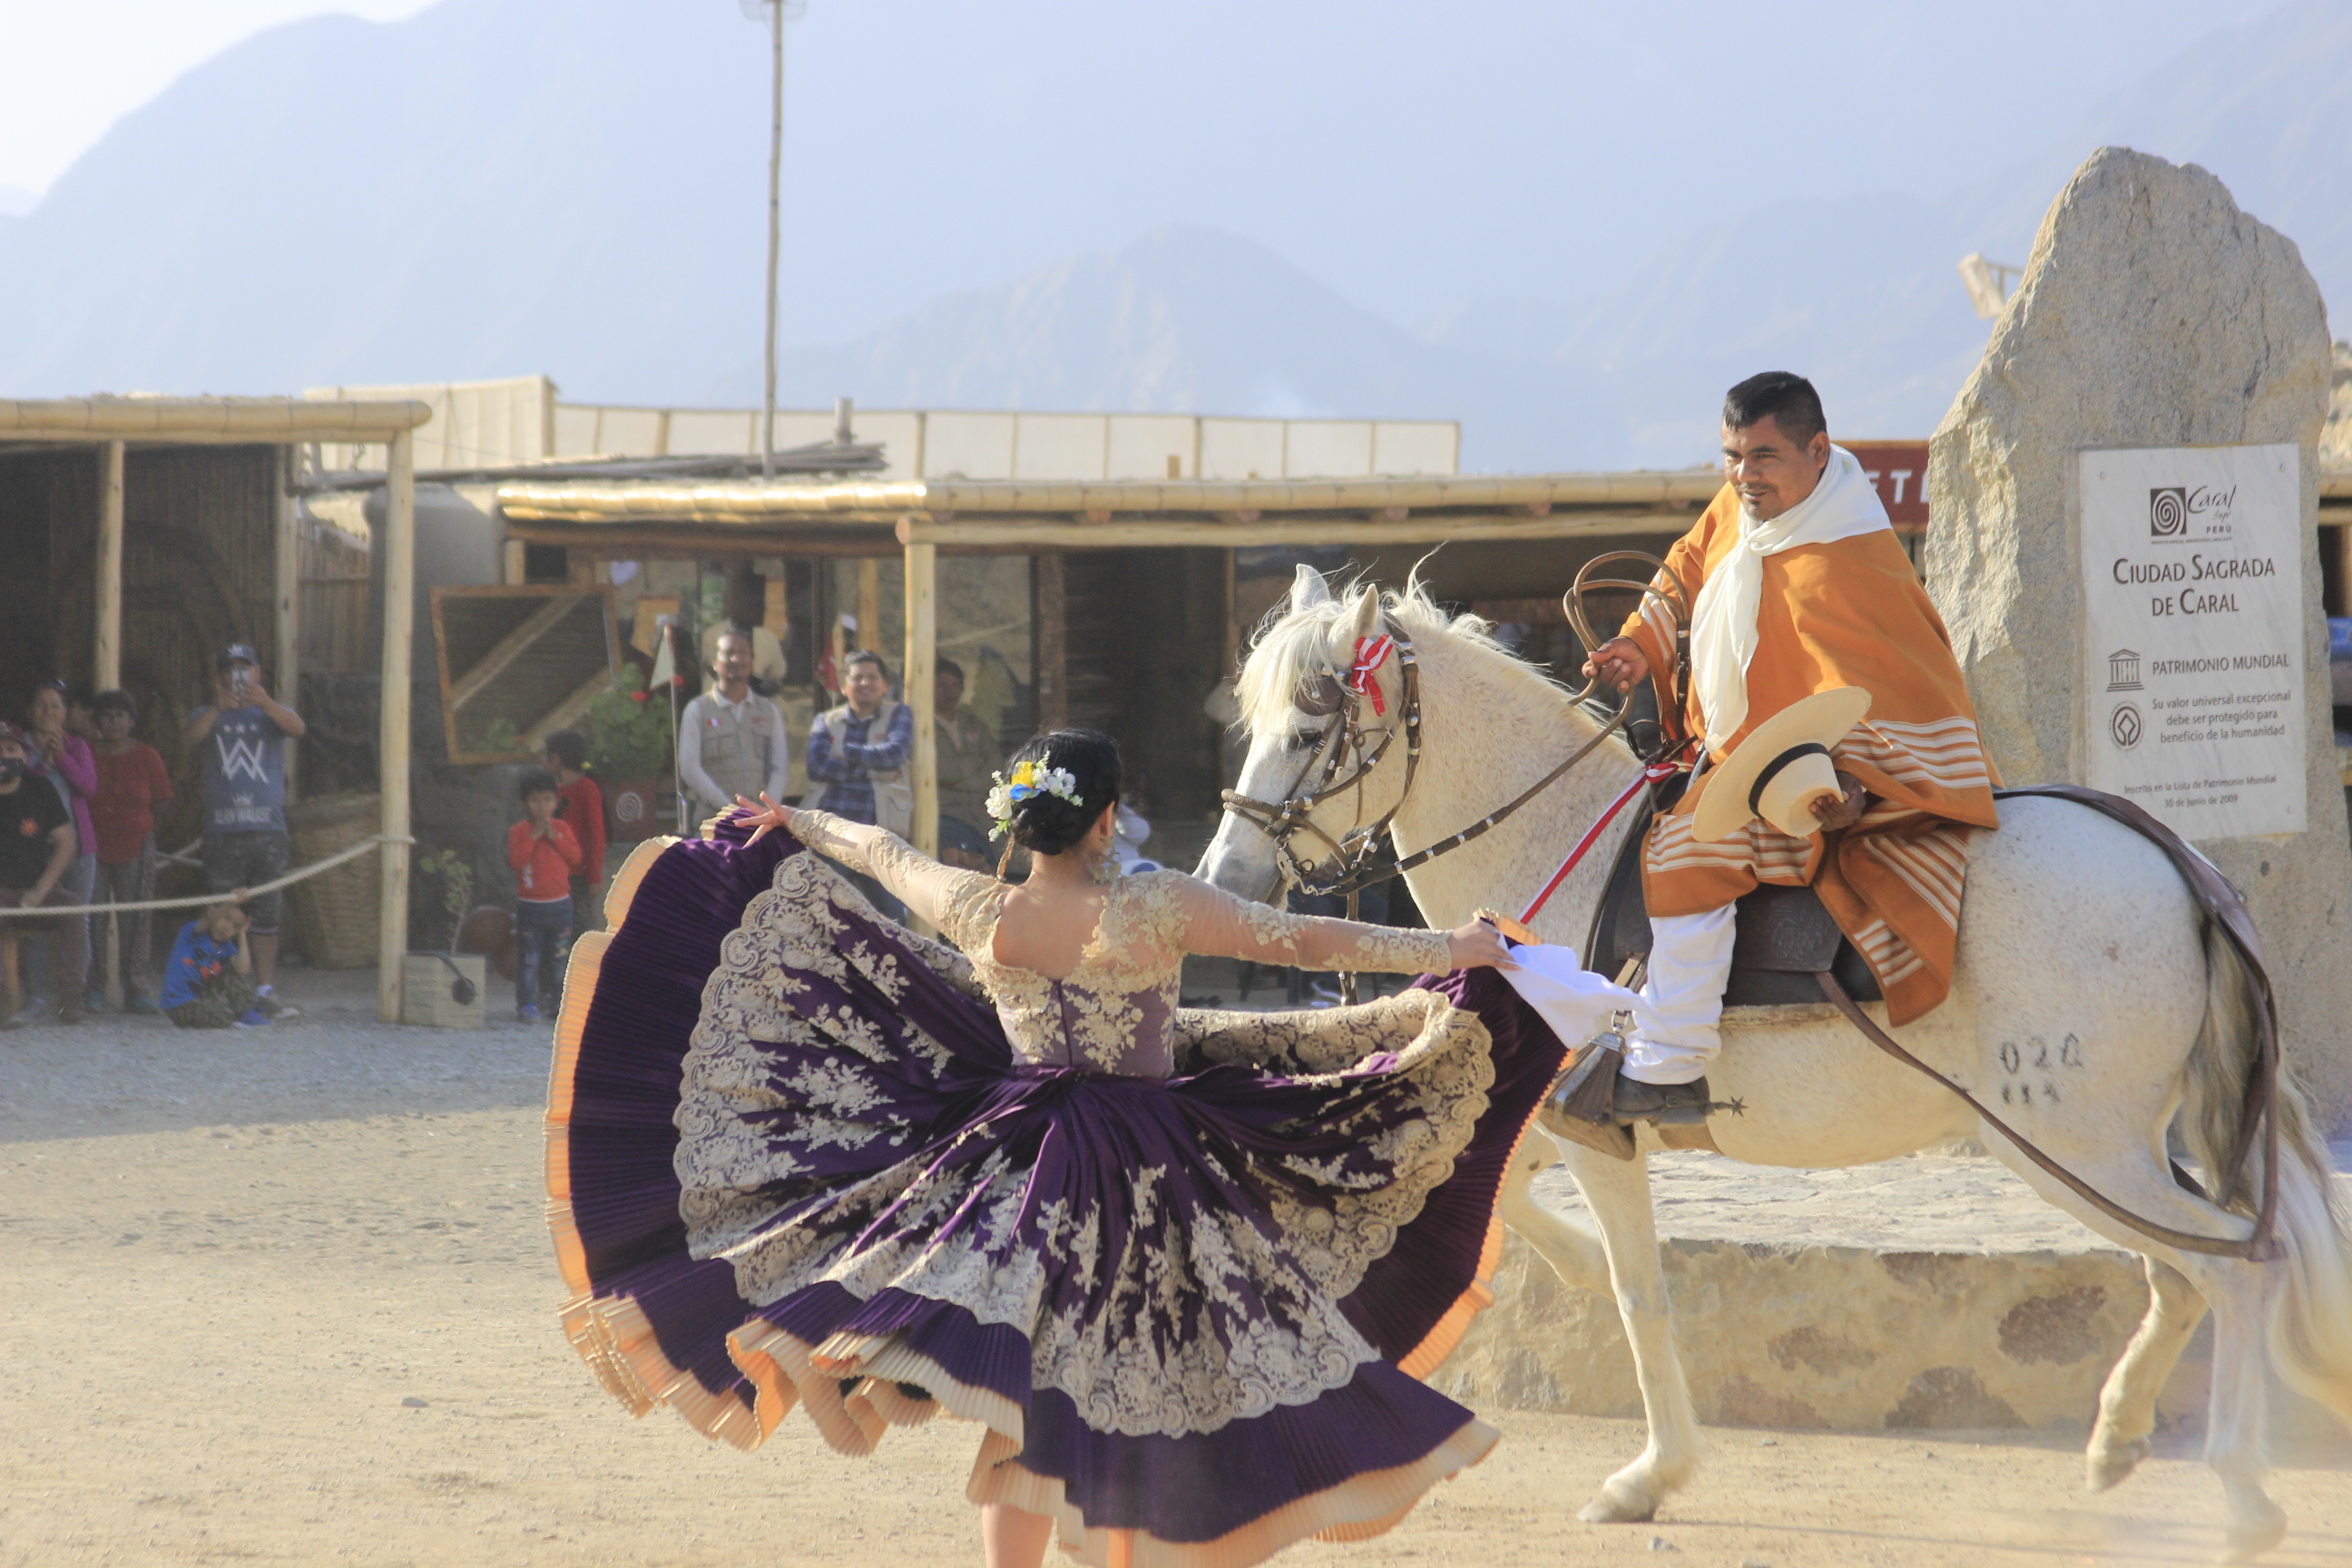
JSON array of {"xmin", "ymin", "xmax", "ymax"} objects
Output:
[{"xmin": 1687, "ymin": 444, "xmax": 1892, "ymax": 747}]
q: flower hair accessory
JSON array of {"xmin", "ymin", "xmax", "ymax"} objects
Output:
[{"xmin": 985, "ymin": 760, "xmax": 1083, "ymax": 839}]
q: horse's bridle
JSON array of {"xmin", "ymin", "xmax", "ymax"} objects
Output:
[{"xmin": 1219, "ymin": 553, "xmax": 1693, "ymax": 938}]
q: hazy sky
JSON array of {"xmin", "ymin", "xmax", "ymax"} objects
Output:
[{"xmin": 0, "ymin": 0, "xmax": 2290, "ymax": 334}]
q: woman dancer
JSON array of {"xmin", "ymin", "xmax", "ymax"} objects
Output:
[{"xmin": 548, "ymin": 729, "xmax": 1571, "ymax": 1567}]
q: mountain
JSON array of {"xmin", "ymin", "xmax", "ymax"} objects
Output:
[
  {"xmin": 1, "ymin": 0, "xmax": 2345, "ymax": 471},
  {"xmin": 0, "ymin": 0, "xmax": 771, "ymax": 402},
  {"xmin": 706, "ymin": 225, "xmax": 1628, "ymax": 467},
  {"xmin": 1423, "ymin": 0, "xmax": 2352, "ymax": 465}
]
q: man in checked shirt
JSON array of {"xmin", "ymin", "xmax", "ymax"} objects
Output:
[{"xmin": 804, "ymin": 650, "xmax": 914, "ymax": 921}]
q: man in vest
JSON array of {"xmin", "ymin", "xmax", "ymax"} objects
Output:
[
  {"xmin": 1573, "ymin": 371, "xmax": 1998, "ymax": 1126},
  {"xmin": 678, "ymin": 630, "xmax": 791, "ymax": 828},
  {"xmin": 806, "ymin": 649, "xmax": 915, "ymax": 919}
]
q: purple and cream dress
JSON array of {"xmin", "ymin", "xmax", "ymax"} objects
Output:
[{"xmin": 547, "ymin": 810, "xmax": 1570, "ymax": 1566}]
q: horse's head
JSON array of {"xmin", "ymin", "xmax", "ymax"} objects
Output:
[{"xmin": 1197, "ymin": 564, "xmax": 1425, "ymax": 903}]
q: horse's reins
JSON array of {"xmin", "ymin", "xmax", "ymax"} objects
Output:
[{"xmin": 1220, "ymin": 554, "xmax": 2284, "ymax": 1265}]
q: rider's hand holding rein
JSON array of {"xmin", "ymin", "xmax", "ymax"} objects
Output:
[{"xmin": 1582, "ymin": 635, "xmax": 1650, "ymax": 694}]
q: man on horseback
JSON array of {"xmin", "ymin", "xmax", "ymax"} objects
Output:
[{"xmin": 1577, "ymin": 372, "xmax": 2000, "ymax": 1122}]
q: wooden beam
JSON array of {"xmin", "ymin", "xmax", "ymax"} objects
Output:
[
  {"xmin": 895, "ymin": 510, "xmax": 1695, "ymax": 551},
  {"xmin": 273, "ymin": 446, "xmax": 301, "ymax": 800},
  {"xmin": 500, "ymin": 523, "xmax": 899, "ymax": 559},
  {"xmin": 378, "ymin": 428, "xmax": 416, "ymax": 1024},
  {"xmin": 1035, "ymin": 553, "xmax": 1067, "ymax": 731},
  {"xmin": 904, "ymin": 539, "xmax": 938, "ymax": 870},
  {"xmin": 93, "ymin": 441, "xmax": 125, "ymax": 691},
  {"xmin": 446, "ymin": 595, "xmax": 582, "ymax": 710}
]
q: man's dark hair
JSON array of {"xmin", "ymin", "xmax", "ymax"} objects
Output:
[
  {"xmin": 936, "ymin": 658, "xmax": 965, "ymax": 682},
  {"xmin": 1722, "ymin": 372, "xmax": 1826, "ymax": 446},
  {"xmin": 543, "ymin": 729, "xmax": 588, "ymax": 771},
  {"xmin": 518, "ymin": 766, "xmax": 562, "ymax": 802},
  {"xmin": 842, "ymin": 649, "xmax": 887, "ymax": 678},
  {"xmin": 93, "ymin": 689, "xmax": 139, "ymax": 724}
]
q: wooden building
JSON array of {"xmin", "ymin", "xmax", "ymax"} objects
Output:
[{"xmin": 0, "ymin": 397, "xmax": 433, "ymax": 1020}]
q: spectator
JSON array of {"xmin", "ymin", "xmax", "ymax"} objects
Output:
[
  {"xmin": 933, "ymin": 658, "xmax": 1001, "ymax": 869},
  {"xmin": 185, "ymin": 643, "xmax": 306, "ymax": 1020},
  {"xmin": 677, "ymin": 629, "xmax": 791, "ymax": 825},
  {"xmin": 805, "ymin": 650, "xmax": 913, "ymax": 919},
  {"xmin": 507, "ymin": 767, "xmax": 581, "ymax": 1024},
  {"xmin": 24, "ymin": 679, "xmax": 95, "ymax": 1024},
  {"xmin": 695, "ymin": 564, "xmax": 788, "ymax": 693},
  {"xmin": 542, "ymin": 729, "xmax": 605, "ymax": 938},
  {"xmin": 0, "ymin": 723, "xmax": 78, "ymax": 1031},
  {"xmin": 88, "ymin": 690, "xmax": 173, "ymax": 1013},
  {"xmin": 160, "ymin": 900, "xmax": 269, "ymax": 1029}
]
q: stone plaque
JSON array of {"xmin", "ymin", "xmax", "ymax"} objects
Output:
[{"xmin": 2077, "ymin": 444, "xmax": 2305, "ymax": 838}]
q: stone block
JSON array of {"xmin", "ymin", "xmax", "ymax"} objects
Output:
[
  {"xmin": 1923, "ymin": 147, "xmax": 2352, "ymax": 1132},
  {"xmin": 1437, "ymin": 1153, "xmax": 2347, "ymax": 1443}
]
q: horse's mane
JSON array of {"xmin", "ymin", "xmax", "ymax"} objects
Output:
[{"xmin": 1235, "ymin": 572, "xmax": 1581, "ymax": 738}]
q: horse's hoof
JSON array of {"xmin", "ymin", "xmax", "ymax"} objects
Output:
[
  {"xmin": 2219, "ymin": 1495, "xmax": 2287, "ymax": 1563},
  {"xmin": 2084, "ymin": 1436, "xmax": 2148, "ymax": 1492},
  {"xmin": 1576, "ymin": 1482, "xmax": 1657, "ymax": 1524}
]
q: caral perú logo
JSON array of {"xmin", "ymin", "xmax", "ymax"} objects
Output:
[
  {"xmin": 2147, "ymin": 487, "xmax": 2187, "ymax": 537},
  {"xmin": 217, "ymin": 735, "xmax": 270, "ymax": 781}
]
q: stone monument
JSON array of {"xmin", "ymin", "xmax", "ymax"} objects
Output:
[{"xmin": 1926, "ymin": 146, "xmax": 2352, "ymax": 1132}]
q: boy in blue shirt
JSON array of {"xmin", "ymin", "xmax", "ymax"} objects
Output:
[{"xmin": 162, "ymin": 901, "xmax": 270, "ymax": 1029}]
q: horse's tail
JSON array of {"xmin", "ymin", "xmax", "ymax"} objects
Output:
[{"xmin": 2183, "ymin": 918, "xmax": 2352, "ymax": 1425}]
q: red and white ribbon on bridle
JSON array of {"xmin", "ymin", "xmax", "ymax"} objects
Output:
[{"xmin": 1346, "ymin": 634, "xmax": 1395, "ymax": 715}]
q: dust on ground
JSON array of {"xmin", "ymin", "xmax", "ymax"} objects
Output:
[{"xmin": 4, "ymin": 970, "xmax": 2347, "ymax": 1567}]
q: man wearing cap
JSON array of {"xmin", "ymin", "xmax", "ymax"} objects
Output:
[
  {"xmin": 185, "ymin": 644, "xmax": 307, "ymax": 1018},
  {"xmin": 1577, "ymin": 372, "xmax": 1998, "ymax": 1122}
]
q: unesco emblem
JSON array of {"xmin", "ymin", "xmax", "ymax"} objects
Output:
[
  {"xmin": 2148, "ymin": 486, "xmax": 2188, "ymax": 537},
  {"xmin": 2109, "ymin": 702, "xmax": 2143, "ymax": 750}
]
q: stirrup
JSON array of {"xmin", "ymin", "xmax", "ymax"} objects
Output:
[{"xmin": 1536, "ymin": 1014, "xmax": 1637, "ymax": 1161}]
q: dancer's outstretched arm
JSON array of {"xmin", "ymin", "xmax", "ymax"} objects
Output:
[
  {"xmin": 1167, "ymin": 876, "xmax": 1513, "ymax": 975},
  {"xmin": 734, "ymin": 796, "xmax": 980, "ymax": 930}
]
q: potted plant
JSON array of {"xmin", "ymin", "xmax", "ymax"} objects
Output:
[{"xmin": 586, "ymin": 671, "xmax": 675, "ymax": 843}]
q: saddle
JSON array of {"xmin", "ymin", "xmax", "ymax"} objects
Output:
[{"xmin": 1584, "ymin": 788, "xmax": 1881, "ymax": 1007}]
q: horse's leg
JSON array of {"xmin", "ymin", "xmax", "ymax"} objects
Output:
[
  {"xmin": 2086, "ymin": 1255, "xmax": 2207, "ymax": 1491},
  {"xmin": 1497, "ymin": 1132, "xmax": 1611, "ymax": 1295},
  {"xmin": 1985, "ymin": 1142, "xmax": 2284, "ymax": 1561},
  {"xmin": 1561, "ymin": 1144, "xmax": 1701, "ymax": 1524}
]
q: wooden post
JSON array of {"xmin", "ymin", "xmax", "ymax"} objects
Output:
[
  {"xmin": 904, "ymin": 536, "xmax": 938, "ymax": 866},
  {"xmin": 274, "ymin": 446, "xmax": 302, "ymax": 800},
  {"xmin": 94, "ymin": 442, "xmax": 125, "ymax": 691},
  {"xmin": 857, "ymin": 557, "xmax": 881, "ymax": 652},
  {"xmin": 377, "ymin": 428, "xmax": 416, "ymax": 1024},
  {"xmin": 1034, "ymin": 553, "xmax": 1067, "ymax": 730}
]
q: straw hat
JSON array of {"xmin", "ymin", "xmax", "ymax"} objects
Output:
[{"xmin": 1692, "ymin": 687, "xmax": 1872, "ymax": 843}]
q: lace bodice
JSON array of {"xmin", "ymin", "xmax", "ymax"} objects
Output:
[{"xmin": 789, "ymin": 810, "xmax": 1452, "ymax": 1077}]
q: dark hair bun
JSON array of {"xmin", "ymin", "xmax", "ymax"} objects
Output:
[{"xmin": 1004, "ymin": 729, "xmax": 1121, "ymax": 857}]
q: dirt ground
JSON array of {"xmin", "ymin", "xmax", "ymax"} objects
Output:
[{"xmin": 4, "ymin": 972, "xmax": 2348, "ymax": 1568}]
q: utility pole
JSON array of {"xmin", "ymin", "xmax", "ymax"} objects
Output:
[{"xmin": 761, "ymin": 0, "xmax": 783, "ymax": 478}]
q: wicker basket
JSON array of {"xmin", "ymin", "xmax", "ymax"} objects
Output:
[{"xmin": 285, "ymin": 791, "xmax": 382, "ymax": 969}]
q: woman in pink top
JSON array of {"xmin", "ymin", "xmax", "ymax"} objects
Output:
[{"xmin": 25, "ymin": 680, "xmax": 95, "ymax": 1024}]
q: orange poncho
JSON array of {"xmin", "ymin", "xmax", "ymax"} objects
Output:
[{"xmin": 1623, "ymin": 483, "xmax": 2000, "ymax": 1024}]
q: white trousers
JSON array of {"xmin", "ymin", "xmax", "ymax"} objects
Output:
[{"xmin": 1622, "ymin": 906, "xmax": 1738, "ymax": 1085}]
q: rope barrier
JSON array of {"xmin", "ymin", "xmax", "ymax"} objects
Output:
[{"xmin": 0, "ymin": 834, "xmax": 412, "ymax": 919}]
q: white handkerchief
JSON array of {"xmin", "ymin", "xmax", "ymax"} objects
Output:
[{"xmin": 1500, "ymin": 942, "xmax": 1642, "ymax": 1050}]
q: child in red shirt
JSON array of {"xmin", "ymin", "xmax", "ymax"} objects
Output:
[
  {"xmin": 543, "ymin": 730, "xmax": 604, "ymax": 941},
  {"xmin": 88, "ymin": 691, "xmax": 174, "ymax": 1012},
  {"xmin": 507, "ymin": 769, "xmax": 582, "ymax": 1023}
]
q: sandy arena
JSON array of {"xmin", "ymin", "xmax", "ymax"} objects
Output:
[{"xmin": 5, "ymin": 971, "xmax": 2347, "ymax": 1568}]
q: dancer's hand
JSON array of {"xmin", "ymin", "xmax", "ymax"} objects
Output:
[
  {"xmin": 733, "ymin": 792, "xmax": 795, "ymax": 849},
  {"xmin": 1446, "ymin": 916, "xmax": 1519, "ymax": 972}
]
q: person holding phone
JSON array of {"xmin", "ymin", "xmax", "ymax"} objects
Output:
[{"xmin": 185, "ymin": 644, "xmax": 307, "ymax": 1019}]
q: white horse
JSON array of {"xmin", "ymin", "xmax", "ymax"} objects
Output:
[{"xmin": 1196, "ymin": 569, "xmax": 2352, "ymax": 1562}]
